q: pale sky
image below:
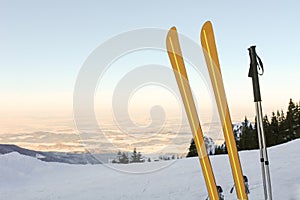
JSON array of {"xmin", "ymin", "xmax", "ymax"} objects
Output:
[{"xmin": 1, "ymin": 1, "xmax": 300, "ymax": 152}]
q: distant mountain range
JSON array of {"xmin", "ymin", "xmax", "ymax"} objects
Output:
[{"xmin": 0, "ymin": 144, "xmax": 108, "ymax": 164}]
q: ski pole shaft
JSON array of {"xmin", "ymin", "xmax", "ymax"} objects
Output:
[
  {"xmin": 257, "ymin": 102, "xmax": 273, "ymax": 200},
  {"xmin": 255, "ymin": 102, "xmax": 268, "ymax": 200}
]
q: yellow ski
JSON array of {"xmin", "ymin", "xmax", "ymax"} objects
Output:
[
  {"xmin": 200, "ymin": 21, "xmax": 248, "ymax": 200},
  {"xmin": 166, "ymin": 27, "xmax": 219, "ymax": 200}
]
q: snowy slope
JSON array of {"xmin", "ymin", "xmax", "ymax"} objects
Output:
[
  {"xmin": 0, "ymin": 140, "xmax": 299, "ymax": 200},
  {"xmin": 0, "ymin": 144, "xmax": 106, "ymax": 164}
]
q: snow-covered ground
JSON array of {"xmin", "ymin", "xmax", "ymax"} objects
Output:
[{"xmin": 1, "ymin": 140, "xmax": 299, "ymax": 200}]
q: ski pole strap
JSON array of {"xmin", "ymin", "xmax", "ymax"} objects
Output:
[
  {"xmin": 248, "ymin": 49, "xmax": 264, "ymax": 77},
  {"xmin": 256, "ymin": 54, "xmax": 264, "ymax": 75}
]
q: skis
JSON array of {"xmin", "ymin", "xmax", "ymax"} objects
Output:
[
  {"xmin": 166, "ymin": 27, "xmax": 220, "ymax": 200},
  {"xmin": 166, "ymin": 21, "xmax": 249, "ymax": 200},
  {"xmin": 200, "ymin": 21, "xmax": 248, "ymax": 200}
]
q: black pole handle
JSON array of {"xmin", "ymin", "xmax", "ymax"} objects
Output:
[{"xmin": 248, "ymin": 46, "xmax": 262, "ymax": 102}]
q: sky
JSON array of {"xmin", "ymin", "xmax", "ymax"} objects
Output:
[{"xmin": 1, "ymin": 1, "xmax": 300, "ymax": 153}]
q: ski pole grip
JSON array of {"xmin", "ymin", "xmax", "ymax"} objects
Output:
[{"xmin": 248, "ymin": 46, "xmax": 262, "ymax": 102}]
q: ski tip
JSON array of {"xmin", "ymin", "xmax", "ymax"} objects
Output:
[
  {"xmin": 203, "ymin": 21, "xmax": 212, "ymax": 28},
  {"xmin": 166, "ymin": 26, "xmax": 178, "ymax": 46},
  {"xmin": 169, "ymin": 26, "xmax": 177, "ymax": 31},
  {"xmin": 200, "ymin": 20, "xmax": 215, "ymax": 50},
  {"xmin": 167, "ymin": 26, "xmax": 178, "ymax": 36},
  {"xmin": 201, "ymin": 21, "xmax": 213, "ymax": 35}
]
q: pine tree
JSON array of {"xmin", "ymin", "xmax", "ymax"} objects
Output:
[
  {"xmin": 117, "ymin": 150, "xmax": 122, "ymax": 159},
  {"xmin": 131, "ymin": 148, "xmax": 138, "ymax": 163},
  {"xmin": 112, "ymin": 150, "xmax": 123, "ymax": 163},
  {"xmin": 239, "ymin": 117, "xmax": 258, "ymax": 150},
  {"xmin": 130, "ymin": 148, "xmax": 143, "ymax": 163},
  {"xmin": 263, "ymin": 115, "xmax": 273, "ymax": 147},
  {"xmin": 214, "ymin": 145, "xmax": 226, "ymax": 154},
  {"xmin": 278, "ymin": 110, "xmax": 288, "ymax": 143},
  {"xmin": 186, "ymin": 137, "xmax": 218, "ymax": 156},
  {"xmin": 286, "ymin": 99, "xmax": 297, "ymax": 140},
  {"xmin": 270, "ymin": 111, "xmax": 279, "ymax": 145},
  {"xmin": 296, "ymin": 102, "xmax": 300, "ymax": 138},
  {"xmin": 119, "ymin": 152, "xmax": 129, "ymax": 164},
  {"xmin": 186, "ymin": 138, "xmax": 198, "ymax": 157},
  {"xmin": 137, "ymin": 151, "xmax": 143, "ymax": 162}
]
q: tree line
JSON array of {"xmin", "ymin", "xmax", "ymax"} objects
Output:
[
  {"xmin": 112, "ymin": 148, "xmax": 145, "ymax": 164},
  {"xmin": 112, "ymin": 148, "xmax": 181, "ymax": 164},
  {"xmin": 189, "ymin": 98, "xmax": 300, "ymax": 156}
]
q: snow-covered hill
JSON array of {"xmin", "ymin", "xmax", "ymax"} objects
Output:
[
  {"xmin": 0, "ymin": 144, "xmax": 115, "ymax": 164},
  {"xmin": 0, "ymin": 140, "xmax": 299, "ymax": 200}
]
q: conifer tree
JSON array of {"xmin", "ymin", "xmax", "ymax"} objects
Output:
[
  {"xmin": 296, "ymin": 102, "xmax": 300, "ymax": 137},
  {"xmin": 239, "ymin": 117, "xmax": 258, "ymax": 150},
  {"xmin": 263, "ymin": 115, "xmax": 273, "ymax": 147},
  {"xmin": 278, "ymin": 110, "xmax": 288, "ymax": 143},
  {"xmin": 286, "ymin": 99, "xmax": 297, "ymax": 140},
  {"xmin": 186, "ymin": 139, "xmax": 197, "ymax": 157},
  {"xmin": 131, "ymin": 148, "xmax": 138, "ymax": 163},
  {"xmin": 270, "ymin": 111, "xmax": 279, "ymax": 145},
  {"xmin": 119, "ymin": 152, "xmax": 129, "ymax": 164},
  {"xmin": 130, "ymin": 148, "xmax": 143, "ymax": 163}
]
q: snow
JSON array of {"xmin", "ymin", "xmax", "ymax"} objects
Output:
[
  {"xmin": 204, "ymin": 136, "xmax": 216, "ymax": 155},
  {"xmin": 1, "ymin": 140, "xmax": 300, "ymax": 200}
]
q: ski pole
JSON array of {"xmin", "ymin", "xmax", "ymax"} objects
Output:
[{"xmin": 248, "ymin": 46, "xmax": 273, "ymax": 200}]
